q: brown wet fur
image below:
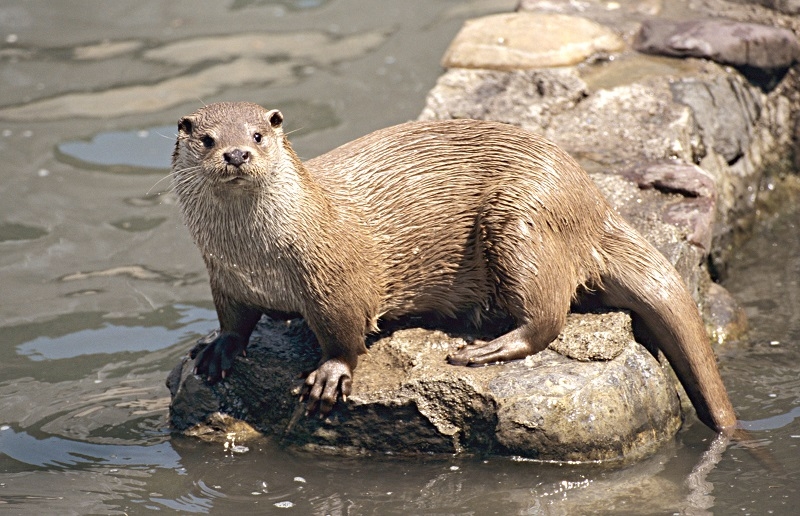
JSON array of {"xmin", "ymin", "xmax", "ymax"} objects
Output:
[{"xmin": 172, "ymin": 101, "xmax": 737, "ymax": 432}]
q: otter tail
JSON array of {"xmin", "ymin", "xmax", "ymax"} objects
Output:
[{"xmin": 598, "ymin": 216, "xmax": 737, "ymax": 434}]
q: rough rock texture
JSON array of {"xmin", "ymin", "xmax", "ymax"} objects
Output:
[
  {"xmin": 169, "ymin": 312, "xmax": 682, "ymax": 462},
  {"xmin": 620, "ymin": 161, "xmax": 717, "ymax": 252},
  {"xmin": 418, "ymin": 68, "xmax": 588, "ymax": 130},
  {"xmin": 670, "ymin": 75, "xmax": 763, "ymax": 163},
  {"xmin": 168, "ymin": 0, "xmax": 800, "ymax": 460}
]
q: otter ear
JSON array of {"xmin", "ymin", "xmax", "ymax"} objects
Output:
[
  {"xmin": 178, "ymin": 116, "xmax": 195, "ymax": 135},
  {"xmin": 267, "ymin": 109, "xmax": 283, "ymax": 129}
]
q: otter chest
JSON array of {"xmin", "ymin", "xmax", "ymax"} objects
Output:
[{"xmin": 205, "ymin": 247, "xmax": 304, "ymax": 314}]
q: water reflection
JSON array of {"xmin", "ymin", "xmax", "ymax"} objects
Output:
[
  {"xmin": 14, "ymin": 304, "xmax": 215, "ymax": 361},
  {"xmin": 0, "ymin": 222, "xmax": 48, "ymax": 242},
  {"xmin": 0, "ymin": 426, "xmax": 181, "ymax": 470},
  {"xmin": 0, "ymin": 29, "xmax": 389, "ymax": 121},
  {"xmin": 740, "ymin": 406, "xmax": 800, "ymax": 432},
  {"xmin": 57, "ymin": 126, "xmax": 175, "ymax": 173},
  {"xmin": 148, "ymin": 486, "xmax": 215, "ymax": 514}
]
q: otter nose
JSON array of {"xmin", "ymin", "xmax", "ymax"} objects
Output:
[{"xmin": 223, "ymin": 148, "xmax": 251, "ymax": 167}]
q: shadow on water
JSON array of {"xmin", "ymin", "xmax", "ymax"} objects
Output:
[{"xmin": 0, "ymin": 0, "xmax": 799, "ymax": 514}]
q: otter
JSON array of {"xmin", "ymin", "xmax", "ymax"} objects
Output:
[{"xmin": 172, "ymin": 101, "xmax": 737, "ymax": 434}]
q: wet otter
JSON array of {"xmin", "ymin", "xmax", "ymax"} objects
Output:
[{"xmin": 172, "ymin": 101, "xmax": 737, "ymax": 433}]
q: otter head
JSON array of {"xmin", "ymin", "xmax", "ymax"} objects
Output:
[{"xmin": 172, "ymin": 102, "xmax": 287, "ymax": 190}]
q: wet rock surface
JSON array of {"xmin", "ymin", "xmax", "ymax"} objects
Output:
[
  {"xmin": 168, "ymin": 0, "xmax": 800, "ymax": 460},
  {"xmin": 169, "ymin": 312, "xmax": 682, "ymax": 462}
]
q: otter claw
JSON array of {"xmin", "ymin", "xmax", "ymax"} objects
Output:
[{"xmin": 298, "ymin": 358, "xmax": 354, "ymax": 417}]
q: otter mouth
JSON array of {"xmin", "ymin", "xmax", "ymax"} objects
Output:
[{"xmin": 219, "ymin": 174, "xmax": 253, "ymax": 186}]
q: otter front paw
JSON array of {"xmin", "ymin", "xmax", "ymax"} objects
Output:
[
  {"xmin": 191, "ymin": 332, "xmax": 248, "ymax": 383},
  {"xmin": 302, "ymin": 358, "xmax": 353, "ymax": 416}
]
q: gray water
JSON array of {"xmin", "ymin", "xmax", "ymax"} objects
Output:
[{"xmin": 0, "ymin": 1, "xmax": 798, "ymax": 514}]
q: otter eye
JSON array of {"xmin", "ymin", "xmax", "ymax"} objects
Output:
[
  {"xmin": 200, "ymin": 135, "xmax": 215, "ymax": 149},
  {"xmin": 253, "ymin": 132, "xmax": 263, "ymax": 144}
]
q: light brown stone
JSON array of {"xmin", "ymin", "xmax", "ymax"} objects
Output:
[
  {"xmin": 441, "ymin": 12, "xmax": 625, "ymax": 70},
  {"xmin": 169, "ymin": 312, "xmax": 682, "ymax": 462}
]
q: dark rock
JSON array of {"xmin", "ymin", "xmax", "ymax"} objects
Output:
[
  {"xmin": 662, "ymin": 197, "xmax": 717, "ymax": 253},
  {"xmin": 671, "ymin": 75, "xmax": 763, "ymax": 164},
  {"xmin": 624, "ymin": 160, "xmax": 716, "ymax": 198},
  {"xmin": 633, "ymin": 19, "xmax": 800, "ymax": 70},
  {"xmin": 167, "ymin": 331, "xmax": 222, "ymax": 431}
]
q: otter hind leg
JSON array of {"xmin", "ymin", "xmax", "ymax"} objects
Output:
[
  {"xmin": 448, "ymin": 272, "xmax": 570, "ymax": 366},
  {"xmin": 447, "ymin": 322, "xmax": 556, "ymax": 366},
  {"xmin": 448, "ymin": 205, "xmax": 574, "ymax": 366}
]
